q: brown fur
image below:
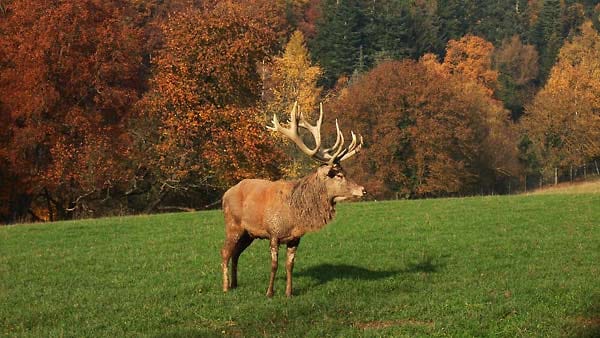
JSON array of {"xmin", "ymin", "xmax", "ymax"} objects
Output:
[
  {"xmin": 221, "ymin": 164, "xmax": 364, "ymax": 297},
  {"xmin": 288, "ymin": 172, "xmax": 335, "ymax": 232}
]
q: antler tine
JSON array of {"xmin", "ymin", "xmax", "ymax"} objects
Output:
[
  {"xmin": 268, "ymin": 101, "xmax": 363, "ymax": 165},
  {"xmin": 299, "ymin": 102, "xmax": 324, "ymax": 129},
  {"xmin": 322, "ymin": 119, "xmax": 343, "ymax": 153},
  {"xmin": 266, "ymin": 114, "xmax": 279, "ymax": 132},
  {"xmin": 298, "ymin": 103, "xmax": 323, "ymax": 155},
  {"xmin": 339, "ymin": 134, "xmax": 363, "ymax": 162},
  {"xmin": 324, "ymin": 121, "xmax": 360, "ymax": 165},
  {"xmin": 290, "ymin": 101, "xmax": 298, "ymax": 128},
  {"xmin": 268, "ymin": 101, "xmax": 325, "ymax": 160},
  {"xmin": 348, "ymin": 131, "xmax": 358, "ymax": 152},
  {"xmin": 326, "ymin": 127, "xmax": 345, "ymax": 165},
  {"xmin": 331, "ymin": 130, "xmax": 354, "ymax": 163},
  {"xmin": 267, "ymin": 102, "xmax": 297, "ymax": 132}
]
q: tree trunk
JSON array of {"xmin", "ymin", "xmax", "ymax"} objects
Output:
[
  {"xmin": 570, "ymin": 165, "xmax": 573, "ymax": 182},
  {"xmin": 144, "ymin": 191, "xmax": 167, "ymax": 214},
  {"xmin": 554, "ymin": 167, "xmax": 558, "ymax": 186}
]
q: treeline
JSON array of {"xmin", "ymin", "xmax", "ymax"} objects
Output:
[{"xmin": 0, "ymin": 0, "xmax": 599, "ymax": 223}]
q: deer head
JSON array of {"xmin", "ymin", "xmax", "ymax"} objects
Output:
[{"xmin": 268, "ymin": 102, "xmax": 365, "ymax": 201}]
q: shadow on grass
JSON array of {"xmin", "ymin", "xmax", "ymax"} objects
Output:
[
  {"xmin": 297, "ymin": 263, "xmax": 400, "ymax": 285},
  {"xmin": 404, "ymin": 256, "xmax": 444, "ymax": 274},
  {"xmin": 297, "ymin": 255, "xmax": 446, "ymax": 285}
]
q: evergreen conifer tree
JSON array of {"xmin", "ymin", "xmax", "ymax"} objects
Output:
[
  {"xmin": 310, "ymin": 0, "xmax": 365, "ymax": 86},
  {"xmin": 532, "ymin": 0, "xmax": 562, "ymax": 81}
]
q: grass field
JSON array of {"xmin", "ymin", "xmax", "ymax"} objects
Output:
[{"xmin": 1, "ymin": 192, "xmax": 599, "ymax": 337}]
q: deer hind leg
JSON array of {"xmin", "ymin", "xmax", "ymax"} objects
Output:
[
  {"xmin": 266, "ymin": 238, "xmax": 279, "ymax": 298},
  {"xmin": 230, "ymin": 231, "xmax": 253, "ymax": 289},
  {"xmin": 221, "ymin": 218, "xmax": 245, "ymax": 292},
  {"xmin": 221, "ymin": 239, "xmax": 235, "ymax": 293},
  {"xmin": 285, "ymin": 238, "xmax": 300, "ymax": 297}
]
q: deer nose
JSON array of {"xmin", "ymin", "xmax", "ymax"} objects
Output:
[{"xmin": 353, "ymin": 186, "xmax": 366, "ymax": 197}]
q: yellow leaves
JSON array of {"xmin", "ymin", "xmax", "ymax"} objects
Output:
[
  {"xmin": 558, "ymin": 21, "xmax": 600, "ymax": 66},
  {"xmin": 522, "ymin": 21, "xmax": 600, "ymax": 169},
  {"xmin": 260, "ymin": 30, "xmax": 323, "ymax": 179},
  {"xmin": 265, "ymin": 30, "xmax": 322, "ymax": 118}
]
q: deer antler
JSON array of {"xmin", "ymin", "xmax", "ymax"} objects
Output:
[{"xmin": 267, "ymin": 102, "xmax": 362, "ymax": 165}]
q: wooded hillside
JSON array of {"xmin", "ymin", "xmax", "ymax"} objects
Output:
[{"xmin": 1, "ymin": 0, "xmax": 599, "ymax": 223}]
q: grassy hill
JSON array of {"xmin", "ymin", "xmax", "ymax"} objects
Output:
[
  {"xmin": 1, "ymin": 193, "xmax": 599, "ymax": 337},
  {"xmin": 529, "ymin": 178, "xmax": 600, "ymax": 195}
]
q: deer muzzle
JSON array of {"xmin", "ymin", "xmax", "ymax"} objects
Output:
[{"xmin": 352, "ymin": 186, "xmax": 366, "ymax": 198}]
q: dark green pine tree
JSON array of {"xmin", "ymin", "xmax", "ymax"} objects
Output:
[
  {"xmin": 531, "ymin": 0, "xmax": 562, "ymax": 82},
  {"xmin": 410, "ymin": 1, "xmax": 443, "ymax": 57},
  {"xmin": 310, "ymin": 0, "xmax": 365, "ymax": 86},
  {"xmin": 437, "ymin": 0, "xmax": 472, "ymax": 44},
  {"xmin": 561, "ymin": 2, "xmax": 586, "ymax": 38},
  {"xmin": 469, "ymin": 0, "xmax": 530, "ymax": 45},
  {"xmin": 363, "ymin": 0, "xmax": 414, "ymax": 63}
]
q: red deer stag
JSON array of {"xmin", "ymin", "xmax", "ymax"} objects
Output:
[{"xmin": 221, "ymin": 102, "xmax": 365, "ymax": 297}]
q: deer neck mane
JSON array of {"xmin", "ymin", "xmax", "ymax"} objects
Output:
[{"xmin": 288, "ymin": 171, "xmax": 335, "ymax": 231}]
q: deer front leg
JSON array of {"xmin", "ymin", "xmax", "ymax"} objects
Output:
[
  {"xmin": 266, "ymin": 238, "xmax": 279, "ymax": 297},
  {"xmin": 285, "ymin": 238, "xmax": 300, "ymax": 297}
]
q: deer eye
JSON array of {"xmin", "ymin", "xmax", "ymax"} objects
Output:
[{"xmin": 335, "ymin": 173, "xmax": 344, "ymax": 179}]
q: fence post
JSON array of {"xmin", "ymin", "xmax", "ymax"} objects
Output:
[{"xmin": 554, "ymin": 167, "xmax": 558, "ymax": 186}]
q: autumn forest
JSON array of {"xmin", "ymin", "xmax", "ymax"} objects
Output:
[{"xmin": 1, "ymin": 0, "xmax": 599, "ymax": 223}]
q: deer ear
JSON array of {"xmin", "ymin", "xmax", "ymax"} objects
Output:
[{"xmin": 317, "ymin": 164, "xmax": 334, "ymax": 177}]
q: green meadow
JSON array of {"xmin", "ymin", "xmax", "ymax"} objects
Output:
[{"xmin": 1, "ymin": 193, "xmax": 599, "ymax": 337}]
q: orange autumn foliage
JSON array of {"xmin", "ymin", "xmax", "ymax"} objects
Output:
[
  {"xmin": 522, "ymin": 21, "xmax": 600, "ymax": 173},
  {"xmin": 0, "ymin": 0, "xmax": 147, "ymax": 219},
  {"xmin": 442, "ymin": 34, "xmax": 499, "ymax": 95},
  {"xmin": 132, "ymin": 1, "xmax": 286, "ymax": 207},
  {"xmin": 330, "ymin": 57, "xmax": 518, "ymax": 198}
]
